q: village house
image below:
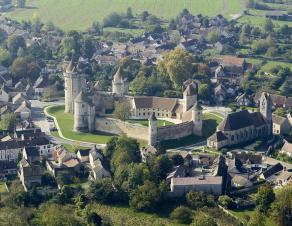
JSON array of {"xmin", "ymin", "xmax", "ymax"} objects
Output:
[
  {"xmin": 170, "ymin": 176, "xmax": 223, "ymax": 196},
  {"xmin": 235, "ymin": 93, "xmax": 252, "ymax": 107},
  {"xmin": 19, "ymin": 147, "xmax": 43, "ymax": 191},
  {"xmin": 280, "ymin": 140, "xmax": 292, "ymax": 157},
  {"xmin": 88, "ymin": 146, "xmax": 110, "ymax": 180},
  {"xmin": 14, "ymin": 101, "xmax": 31, "ymax": 120},
  {"xmin": 0, "ymin": 85, "xmax": 9, "ymax": 102},
  {"xmin": 272, "ymin": 114, "xmax": 291, "ymax": 135},
  {"xmin": 34, "ymin": 72, "xmax": 50, "ymax": 99},
  {"xmin": 254, "ymin": 92, "xmax": 292, "ymax": 110}
]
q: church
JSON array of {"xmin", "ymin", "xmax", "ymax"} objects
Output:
[
  {"xmin": 207, "ymin": 92, "xmax": 273, "ymax": 150},
  {"xmin": 63, "ymin": 58, "xmax": 203, "ymax": 146}
]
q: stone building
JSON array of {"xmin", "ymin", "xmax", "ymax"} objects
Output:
[
  {"xmin": 112, "ymin": 67, "xmax": 129, "ymax": 96},
  {"xmin": 64, "ymin": 58, "xmax": 85, "ymax": 113},
  {"xmin": 64, "ymin": 60, "xmax": 203, "ymax": 142},
  {"xmin": 207, "ymin": 92, "xmax": 272, "ymax": 150}
]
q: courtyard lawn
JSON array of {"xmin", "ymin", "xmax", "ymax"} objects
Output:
[
  {"xmin": 46, "ymin": 105, "xmax": 113, "ymax": 144},
  {"xmin": 203, "ymin": 112, "xmax": 223, "ymax": 138},
  {"xmin": 5, "ymin": 0, "xmax": 242, "ymax": 31},
  {"xmin": 127, "ymin": 119, "xmax": 174, "ymax": 127}
]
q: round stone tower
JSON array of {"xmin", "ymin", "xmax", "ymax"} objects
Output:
[
  {"xmin": 148, "ymin": 113, "xmax": 158, "ymax": 146},
  {"xmin": 64, "ymin": 58, "xmax": 84, "ymax": 113},
  {"xmin": 183, "ymin": 83, "xmax": 198, "ymax": 112},
  {"xmin": 192, "ymin": 102, "xmax": 203, "ymax": 136},
  {"xmin": 74, "ymin": 91, "xmax": 96, "ymax": 132},
  {"xmin": 112, "ymin": 67, "xmax": 128, "ymax": 96},
  {"xmin": 260, "ymin": 92, "xmax": 272, "ymax": 136}
]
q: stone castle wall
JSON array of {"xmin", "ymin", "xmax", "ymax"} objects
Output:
[
  {"xmin": 96, "ymin": 118, "xmax": 148, "ymax": 141},
  {"xmin": 157, "ymin": 121, "xmax": 193, "ymax": 141}
]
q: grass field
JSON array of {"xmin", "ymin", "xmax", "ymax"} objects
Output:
[
  {"xmin": 5, "ymin": 0, "xmax": 242, "ymax": 31},
  {"xmin": 203, "ymin": 112, "xmax": 223, "ymax": 138},
  {"xmin": 47, "ymin": 105, "xmax": 113, "ymax": 144},
  {"xmin": 0, "ymin": 182, "xmax": 7, "ymax": 193},
  {"xmin": 88, "ymin": 203, "xmax": 183, "ymax": 226},
  {"xmin": 127, "ymin": 118, "xmax": 174, "ymax": 127}
]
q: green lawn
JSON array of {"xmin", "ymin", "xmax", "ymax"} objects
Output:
[
  {"xmin": 47, "ymin": 105, "xmax": 113, "ymax": 144},
  {"xmin": 237, "ymin": 9, "xmax": 292, "ymax": 27},
  {"xmin": 127, "ymin": 119, "xmax": 174, "ymax": 127},
  {"xmin": 230, "ymin": 209, "xmax": 276, "ymax": 226},
  {"xmin": 5, "ymin": 0, "xmax": 242, "ymax": 31},
  {"xmin": 0, "ymin": 182, "xmax": 7, "ymax": 193},
  {"xmin": 87, "ymin": 203, "xmax": 183, "ymax": 226},
  {"xmin": 203, "ymin": 112, "xmax": 223, "ymax": 138},
  {"xmin": 260, "ymin": 61, "xmax": 292, "ymax": 72}
]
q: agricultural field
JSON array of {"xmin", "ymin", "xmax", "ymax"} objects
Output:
[{"xmin": 4, "ymin": 0, "xmax": 243, "ymax": 31}]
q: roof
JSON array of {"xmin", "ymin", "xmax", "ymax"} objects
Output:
[
  {"xmin": 63, "ymin": 159, "xmax": 79, "ymax": 168},
  {"xmin": 133, "ymin": 96, "xmax": 178, "ymax": 111},
  {"xmin": 235, "ymin": 152, "xmax": 262, "ymax": 165},
  {"xmin": 12, "ymin": 93, "xmax": 27, "ymax": 102},
  {"xmin": 184, "ymin": 83, "xmax": 197, "ymax": 96},
  {"xmin": 113, "ymin": 67, "xmax": 123, "ymax": 82},
  {"xmin": 34, "ymin": 75, "xmax": 50, "ymax": 89},
  {"xmin": 14, "ymin": 101, "xmax": 31, "ymax": 113},
  {"xmin": 167, "ymin": 165, "xmax": 187, "ymax": 180},
  {"xmin": 208, "ymin": 131, "xmax": 228, "ymax": 142},
  {"xmin": 24, "ymin": 147, "xmax": 39, "ymax": 157},
  {"xmin": 78, "ymin": 149, "xmax": 90, "ymax": 156},
  {"xmin": 75, "ymin": 91, "xmax": 91, "ymax": 104},
  {"xmin": 66, "ymin": 58, "xmax": 78, "ymax": 73},
  {"xmin": 262, "ymin": 163, "xmax": 283, "ymax": 179},
  {"xmin": 172, "ymin": 176, "xmax": 222, "ymax": 186},
  {"xmin": 281, "ymin": 140, "xmax": 292, "ymax": 154},
  {"xmin": 272, "ymin": 114, "xmax": 287, "ymax": 126},
  {"xmin": 221, "ymin": 55, "xmax": 245, "ymax": 67},
  {"xmin": 218, "ymin": 110, "xmax": 252, "ymax": 131}
]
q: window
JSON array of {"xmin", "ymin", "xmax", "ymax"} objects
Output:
[{"xmin": 231, "ymin": 135, "xmax": 234, "ymax": 141}]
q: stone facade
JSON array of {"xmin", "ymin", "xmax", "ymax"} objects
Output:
[
  {"xmin": 207, "ymin": 92, "xmax": 273, "ymax": 150},
  {"xmin": 64, "ymin": 63, "xmax": 203, "ymax": 143}
]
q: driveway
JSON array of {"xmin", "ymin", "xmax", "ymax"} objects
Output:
[{"xmin": 30, "ymin": 99, "xmax": 99, "ymax": 148}]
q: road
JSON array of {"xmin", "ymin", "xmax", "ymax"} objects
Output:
[{"xmin": 30, "ymin": 99, "xmax": 98, "ymax": 148}]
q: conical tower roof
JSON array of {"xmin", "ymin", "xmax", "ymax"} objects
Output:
[
  {"xmin": 184, "ymin": 83, "xmax": 197, "ymax": 96},
  {"xmin": 75, "ymin": 91, "xmax": 90, "ymax": 103},
  {"xmin": 66, "ymin": 57, "xmax": 78, "ymax": 73},
  {"xmin": 113, "ymin": 67, "xmax": 123, "ymax": 82}
]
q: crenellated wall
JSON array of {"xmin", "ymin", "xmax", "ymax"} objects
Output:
[
  {"xmin": 157, "ymin": 121, "xmax": 194, "ymax": 141},
  {"xmin": 96, "ymin": 118, "xmax": 148, "ymax": 141}
]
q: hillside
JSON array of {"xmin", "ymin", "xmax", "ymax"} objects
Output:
[{"xmin": 4, "ymin": 0, "xmax": 243, "ymax": 31}]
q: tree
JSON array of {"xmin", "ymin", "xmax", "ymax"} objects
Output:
[
  {"xmin": 191, "ymin": 211, "xmax": 217, "ymax": 226},
  {"xmin": 264, "ymin": 19, "xmax": 274, "ymax": 33},
  {"xmin": 0, "ymin": 47, "xmax": 11, "ymax": 66},
  {"xmin": 141, "ymin": 11, "xmax": 149, "ymax": 21},
  {"xmin": 158, "ymin": 48, "xmax": 194, "ymax": 89},
  {"xmin": 129, "ymin": 180, "xmax": 161, "ymax": 212},
  {"xmin": 207, "ymin": 30, "xmax": 220, "ymax": 44},
  {"xmin": 87, "ymin": 212, "xmax": 102, "ymax": 226},
  {"xmin": 218, "ymin": 195, "xmax": 235, "ymax": 209},
  {"xmin": 151, "ymin": 155, "xmax": 173, "ymax": 181},
  {"xmin": 39, "ymin": 203, "xmax": 81, "ymax": 226},
  {"xmin": 87, "ymin": 178, "xmax": 116, "ymax": 204},
  {"xmin": 271, "ymin": 184, "xmax": 292, "ymax": 226},
  {"xmin": 198, "ymin": 83, "xmax": 211, "ymax": 101},
  {"xmin": 103, "ymin": 12, "xmax": 122, "ymax": 27},
  {"xmin": 247, "ymin": 210, "xmax": 266, "ymax": 226},
  {"xmin": 113, "ymin": 102, "xmax": 131, "ymax": 121},
  {"xmin": 186, "ymin": 192, "xmax": 214, "ymax": 209},
  {"xmin": 81, "ymin": 35, "xmax": 96, "ymax": 59},
  {"xmin": 255, "ymin": 184, "xmax": 275, "ymax": 213},
  {"xmin": 7, "ymin": 35, "xmax": 26, "ymax": 58},
  {"xmin": 0, "ymin": 113, "xmax": 17, "ymax": 130},
  {"xmin": 126, "ymin": 7, "xmax": 133, "ymax": 19},
  {"xmin": 170, "ymin": 206, "xmax": 193, "ymax": 224}
]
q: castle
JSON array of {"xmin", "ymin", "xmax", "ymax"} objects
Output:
[
  {"xmin": 207, "ymin": 92, "xmax": 273, "ymax": 150},
  {"xmin": 63, "ymin": 59, "xmax": 203, "ymax": 146}
]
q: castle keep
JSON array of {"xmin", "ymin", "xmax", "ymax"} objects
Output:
[{"xmin": 64, "ymin": 59, "xmax": 203, "ymax": 145}]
